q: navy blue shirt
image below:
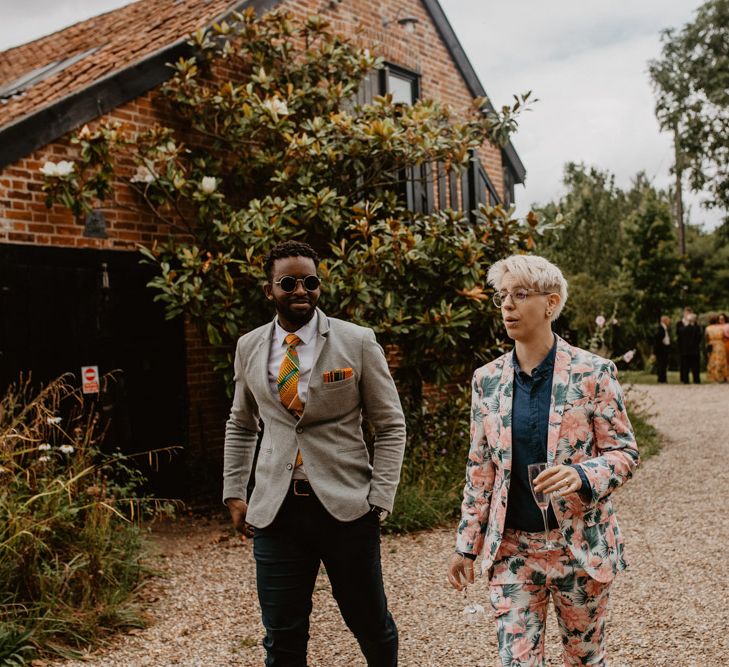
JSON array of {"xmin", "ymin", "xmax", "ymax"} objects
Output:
[
  {"xmin": 504, "ymin": 337, "xmax": 591, "ymax": 532},
  {"xmin": 505, "ymin": 338, "xmax": 559, "ymax": 532}
]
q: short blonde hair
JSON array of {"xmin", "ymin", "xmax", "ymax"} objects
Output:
[{"xmin": 487, "ymin": 255, "xmax": 568, "ymax": 322}]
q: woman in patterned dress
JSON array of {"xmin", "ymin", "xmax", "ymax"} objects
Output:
[
  {"xmin": 447, "ymin": 255, "xmax": 640, "ymax": 667},
  {"xmin": 705, "ymin": 314, "xmax": 728, "ymax": 383}
]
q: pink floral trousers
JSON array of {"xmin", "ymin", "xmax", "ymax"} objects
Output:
[{"xmin": 488, "ymin": 528, "xmax": 612, "ymax": 666}]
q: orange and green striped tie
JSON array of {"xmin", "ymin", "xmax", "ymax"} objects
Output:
[{"xmin": 278, "ymin": 333, "xmax": 305, "ymax": 467}]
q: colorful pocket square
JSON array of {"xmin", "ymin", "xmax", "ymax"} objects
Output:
[{"xmin": 322, "ymin": 368, "xmax": 353, "ymax": 383}]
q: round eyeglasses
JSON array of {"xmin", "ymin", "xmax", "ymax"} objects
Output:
[
  {"xmin": 273, "ymin": 275, "xmax": 321, "ymax": 293},
  {"xmin": 492, "ymin": 288, "xmax": 552, "ymax": 308}
]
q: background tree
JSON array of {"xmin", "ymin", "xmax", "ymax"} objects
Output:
[
  {"xmin": 682, "ymin": 223, "xmax": 729, "ymax": 311},
  {"xmin": 620, "ymin": 175, "xmax": 687, "ymax": 331},
  {"xmin": 536, "ymin": 166, "xmax": 689, "ymax": 359},
  {"xmin": 537, "ymin": 162, "xmax": 626, "ymax": 279},
  {"xmin": 649, "ymin": 0, "xmax": 729, "ymax": 227}
]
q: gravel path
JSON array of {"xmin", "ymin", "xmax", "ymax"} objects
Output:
[{"xmin": 55, "ymin": 383, "xmax": 729, "ymax": 667}]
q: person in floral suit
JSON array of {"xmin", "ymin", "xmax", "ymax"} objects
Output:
[{"xmin": 447, "ymin": 255, "xmax": 640, "ymax": 666}]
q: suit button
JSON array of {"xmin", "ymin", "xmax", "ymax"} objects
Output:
[
  {"xmin": 286, "ymin": 463, "xmax": 293, "ymax": 470},
  {"xmin": 296, "ymin": 426, "xmax": 303, "ymax": 434}
]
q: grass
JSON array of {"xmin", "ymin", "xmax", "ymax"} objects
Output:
[{"xmin": 627, "ymin": 404, "xmax": 661, "ymax": 461}]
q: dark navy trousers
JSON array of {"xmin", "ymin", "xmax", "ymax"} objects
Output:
[{"xmin": 252, "ymin": 487, "xmax": 398, "ymax": 666}]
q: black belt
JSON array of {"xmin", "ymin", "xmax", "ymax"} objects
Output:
[{"xmin": 289, "ymin": 479, "xmax": 313, "ymax": 497}]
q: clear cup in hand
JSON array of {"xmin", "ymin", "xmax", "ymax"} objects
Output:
[
  {"xmin": 462, "ymin": 590, "xmax": 485, "ymax": 625},
  {"xmin": 528, "ymin": 462, "xmax": 557, "ymax": 548}
]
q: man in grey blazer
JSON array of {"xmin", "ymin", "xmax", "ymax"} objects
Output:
[{"xmin": 223, "ymin": 240, "xmax": 406, "ymax": 666}]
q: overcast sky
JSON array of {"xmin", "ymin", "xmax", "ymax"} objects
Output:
[{"xmin": 0, "ymin": 0, "xmax": 720, "ymax": 229}]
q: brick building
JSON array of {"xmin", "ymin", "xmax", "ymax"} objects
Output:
[{"xmin": 0, "ymin": 0, "xmax": 525, "ymax": 497}]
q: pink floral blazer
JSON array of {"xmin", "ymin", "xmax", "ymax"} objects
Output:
[{"xmin": 455, "ymin": 335, "xmax": 640, "ymax": 583}]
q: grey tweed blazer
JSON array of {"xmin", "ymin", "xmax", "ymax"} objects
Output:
[{"xmin": 222, "ymin": 308, "xmax": 406, "ymax": 527}]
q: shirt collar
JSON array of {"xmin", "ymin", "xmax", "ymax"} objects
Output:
[
  {"xmin": 512, "ymin": 334, "xmax": 557, "ymax": 379},
  {"xmin": 273, "ymin": 310, "xmax": 319, "ymax": 347}
]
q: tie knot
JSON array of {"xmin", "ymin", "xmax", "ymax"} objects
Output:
[{"xmin": 285, "ymin": 333, "xmax": 302, "ymax": 347}]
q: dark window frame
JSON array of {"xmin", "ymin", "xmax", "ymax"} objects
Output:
[{"xmin": 379, "ymin": 63, "xmax": 421, "ymax": 105}]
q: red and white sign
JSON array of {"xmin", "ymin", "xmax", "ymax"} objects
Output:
[{"xmin": 81, "ymin": 365, "xmax": 100, "ymax": 394}]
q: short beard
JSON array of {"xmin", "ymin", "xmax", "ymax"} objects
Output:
[{"xmin": 275, "ymin": 297, "xmax": 318, "ymax": 328}]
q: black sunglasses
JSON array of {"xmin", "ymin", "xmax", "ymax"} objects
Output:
[{"xmin": 273, "ymin": 275, "xmax": 321, "ymax": 293}]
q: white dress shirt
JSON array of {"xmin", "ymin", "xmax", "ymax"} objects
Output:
[
  {"xmin": 268, "ymin": 311, "xmax": 319, "ymax": 399},
  {"xmin": 268, "ymin": 311, "xmax": 319, "ymax": 480}
]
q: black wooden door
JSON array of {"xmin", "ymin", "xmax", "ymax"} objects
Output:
[{"xmin": 0, "ymin": 244, "xmax": 187, "ymax": 494}]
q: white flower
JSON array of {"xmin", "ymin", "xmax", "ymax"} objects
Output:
[
  {"xmin": 39, "ymin": 455, "xmax": 51, "ymax": 463},
  {"xmin": 46, "ymin": 416, "xmax": 62, "ymax": 425},
  {"xmin": 38, "ymin": 443, "xmax": 51, "ymax": 451},
  {"xmin": 200, "ymin": 176, "xmax": 217, "ymax": 194},
  {"xmin": 595, "ymin": 315, "xmax": 606, "ymax": 328},
  {"xmin": 41, "ymin": 160, "xmax": 74, "ymax": 177},
  {"xmin": 130, "ymin": 165, "xmax": 156, "ymax": 184},
  {"xmin": 622, "ymin": 349, "xmax": 636, "ymax": 363},
  {"xmin": 59, "ymin": 444, "xmax": 75, "ymax": 455},
  {"xmin": 55, "ymin": 161, "xmax": 75, "ymax": 176},
  {"xmin": 263, "ymin": 96, "xmax": 289, "ymax": 116},
  {"xmin": 40, "ymin": 161, "xmax": 59, "ymax": 176}
]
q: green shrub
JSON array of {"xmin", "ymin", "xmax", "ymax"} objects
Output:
[
  {"xmin": 385, "ymin": 388, "xmax": 470, "ymax": 534},
  {"xmin": 0, "ymin": 375, "xmax": 176, "ymax": 661}
]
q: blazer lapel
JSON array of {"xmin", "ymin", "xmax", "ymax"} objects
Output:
[
  {"xmin": 496, "ymin": 356, "xmax": 514, "ymax": 472},
  {"xmin": 309, "ymin": 307, "xmax": 331, "ymax": 377},
  {"xmin": 547, "ymin": 335, "xmax": 572, "ymax": 465},
  {"xmin": 256, "ymin": 319, "xmax": 295, "ymax": 418}
]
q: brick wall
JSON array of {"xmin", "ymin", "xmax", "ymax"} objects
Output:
[
  {"xmin": 184, "ymin": 318, "xmax": 230, "ymax": 459},
  {"xmin": 0, "ymin": 0, "xmax": 508, "ymax": 460}
]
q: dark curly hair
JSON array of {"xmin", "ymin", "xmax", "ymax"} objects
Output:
[{"xmin": 263, "ymin": 240, "xmax": 320, "ymax": 280}]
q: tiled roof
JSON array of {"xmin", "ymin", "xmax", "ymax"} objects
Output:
[{"xmin": 0, "ymin": 0, "xmax": 244, "ymax": 128}]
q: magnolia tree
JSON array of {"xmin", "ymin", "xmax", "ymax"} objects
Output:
[{"xmin": 42, "ymin": 9, "xmax": 537, "ymax": 397}]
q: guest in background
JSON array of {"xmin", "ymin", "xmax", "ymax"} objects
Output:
[
  {"xmin": 721, "ymin": 313, "xmax": 729, "ymax": 373},
  {"xmin": 653, "ymin": 315, "xmax": 671, "ymax": 383},
  {"xmin": 676, "ymin": 310, "xmax": 702, "ymax": 384},
  {"xmin": 705, "ymin": 315, "xmax": 728, "ymax": 383}
]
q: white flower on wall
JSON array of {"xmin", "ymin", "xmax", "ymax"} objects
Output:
[
  {"xmin": 200, "ymin": 176, "xmax": 217, "ymax": 194},
  {"xmin": 40, "ymin": 160, "xmax": 75, "ymax": 177},
  {"xmin": 130, "ymin": 165, "xmax": 156, "ymax": 184}
]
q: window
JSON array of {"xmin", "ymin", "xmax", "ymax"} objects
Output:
[
  {"xmin": 380, "ymin": 64, "xmax": 419, "ymax": 105},
  {"xmin": 0, "ymin": 48, "xmax": 98, "ymax": 102},
  {"xmin": 353, "ymin": 63, "xmax": 420, "ymax": 106},
  {"xmin": 352, "ymin": 65, "xmax": 504, "ymax": 218}
]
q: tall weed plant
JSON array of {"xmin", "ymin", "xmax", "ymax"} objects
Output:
[{"xmin": 0, "ymin": 375, "xmax": 176, "ymax": 662}]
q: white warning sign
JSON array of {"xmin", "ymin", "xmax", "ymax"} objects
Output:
[{"xmin": 81, "ymin": 365, "xmax": 100, "ymax": 394}]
